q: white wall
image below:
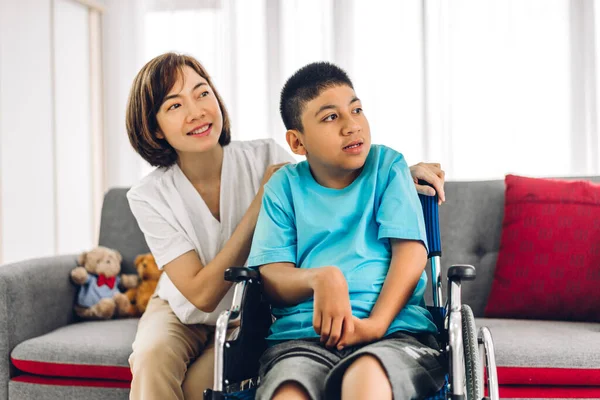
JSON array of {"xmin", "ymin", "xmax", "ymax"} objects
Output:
[
  {"xmin": 0, "ymin": 0, "xmax": 56, "ymax": 264},
  {"xmin": 0, "ymin": 0, "xmax": 101, "ymax": 264},
  {"xmin": 102, "ymin": 0, "xmax": 146, "ymax": 189},
  {"xmin": 54, "ymin": 0, "xmax": 94, "ymax": 254},
  {"xmin": 0, "ymin": 0, "xmax": 147, "ymax": 265}
]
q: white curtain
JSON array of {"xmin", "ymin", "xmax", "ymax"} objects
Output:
[
  {"xmin": 424, "ymin": 0, "xmax": 574, "ymax": 180},
  {"xmin": 126, "ymin": 0, "xmax": 600, "ymax": 181}
]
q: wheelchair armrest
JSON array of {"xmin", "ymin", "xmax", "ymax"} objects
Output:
[
  {"xmin": 224, "ymin": 267, "xmax": 261, "ymax": 283},
  {"xmin": 215, "ymin": 269, "xmax": 272, "ymax": 391},
  {"xmin": 448, "ymin": 264, "xmax": 476, "ymax": 282}
]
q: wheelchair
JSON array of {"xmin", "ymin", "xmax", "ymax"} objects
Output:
[{"xmin": 204, "ymin": 187, "xmax": 500, "ymax": 400}]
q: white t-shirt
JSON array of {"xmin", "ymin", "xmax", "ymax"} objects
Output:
[{"xmin": 127, "ymin": 139, "xmax": 295, "ymax": 325}]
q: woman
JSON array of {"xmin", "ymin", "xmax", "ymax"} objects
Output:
[{"xmin": 125, "ymin": 53, "xmax": 446, "ymax": 400}]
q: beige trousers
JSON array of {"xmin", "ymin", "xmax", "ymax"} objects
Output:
[{"xmin": 129, "ymin": 296, "xmax": 222, "ymax": 400}]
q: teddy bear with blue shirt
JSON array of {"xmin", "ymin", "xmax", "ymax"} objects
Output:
[{"xmin": 70, "ymin": 246, "xmax": 139, "ymax": 320}]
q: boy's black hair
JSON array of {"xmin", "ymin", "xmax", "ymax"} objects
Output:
[{"xmin": 280, "ymin": 62, "xmax": 354, "ymax": 132}]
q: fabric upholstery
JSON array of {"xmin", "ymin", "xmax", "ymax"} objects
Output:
[
  {"xmin": 424, "ymin": 179, "xmax": 505, "ymax": 317},
  {"xmin": 476, "ymin": 318, "xmax": 600, "ymax": 370},
  {"xmin": 424, "ymin": 176, "xmax": 600, "ymax": 318},
  {"xmin": 500, "ymin": 388, "xmax": 600, "ymax": 399},
  {"xmin": 11, "ymin": 319, "xmax": 137, "ymax": 381},
  {"xmin": 0, "ymin": 255, "xmax": 79, "ymax": 400},
  {"xmin": 98, "ymin": 188, "xmax": 149, "ymax": 275},
  {"xmin": 4, "ymin": 180, "xmax": 600, "ymax": 399},
  {"xmin": 9, "ymin": 378, "xmax": 129, "ymax": 400},
  {"xmin": 485, "ymin": 175, "xmax": 600, "ymax": 321}
]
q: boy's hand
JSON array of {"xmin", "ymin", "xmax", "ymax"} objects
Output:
[
  {"xmin": 311, "ymin": 266, "xmax": 354, "ymax": 348},
  {"xmin": 336, "ymin": 316, "xmax": 386, "ymax": 350}
]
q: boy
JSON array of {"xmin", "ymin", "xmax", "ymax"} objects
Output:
[{"xmin": 247, "ymin": 62, "xmax": 446, "ymax": 400}]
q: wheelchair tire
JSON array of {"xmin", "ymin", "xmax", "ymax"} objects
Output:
[{"xmin": 462, "ymin": 304, "xmax": 483, "ymax": 400}]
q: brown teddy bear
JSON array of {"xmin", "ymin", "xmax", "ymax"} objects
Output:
[
  {"xmin": 124, "ymin": 252, "xmax": 163, "ymax": 316},
  {"xmin": 70, "ymin": 246, "xmax": 139, "ymax": 320}
]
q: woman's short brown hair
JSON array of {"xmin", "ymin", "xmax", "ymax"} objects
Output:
[{"xmin": 126, "ymin": 53, "xmax": 231, "ymax": 167}]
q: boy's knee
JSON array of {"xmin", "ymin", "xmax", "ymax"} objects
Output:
[
  {"xmin": 272, "ymin": 380, "xmax": 311, "ymax": 400},
  {"xmin": 342, "ymin": 355, "xmax": 391, "ymax": 397},
  {"xmin": 344, "ymin": 355, "xmax": 386, "ymax": 379}
]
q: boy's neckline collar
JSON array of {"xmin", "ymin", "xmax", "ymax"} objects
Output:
[{"xmin": 301, "ymin": 146, "xmax": 375, "ymax": 193}]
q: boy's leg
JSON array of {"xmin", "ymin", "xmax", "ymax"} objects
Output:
[
  {"xmin": 129, "ymin": 296, "xmax": 211, "ymax": 400},
  {"xmin": 272, "ymin": 381, "xmax": 312, "ymax": 400},
  {"xmin": 325, "ymin": 332, "xmax": 446, "ymax": 400},
  {"xmin": 255, "ymin": 340, "xmax": 340, "ymax": 400},
  {"xmin": 341, "ymin": 355, "xmax": 392, "ymax": 400}
]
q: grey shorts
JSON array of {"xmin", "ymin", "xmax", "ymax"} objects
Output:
[{"xmin": 255, "ymin": 331, "xmax": 446, "ymax": 400}]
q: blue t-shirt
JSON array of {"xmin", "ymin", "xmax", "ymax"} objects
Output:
[{"xmin": 247, "ymin": 144, "xmax": 437, "ymax": 341}]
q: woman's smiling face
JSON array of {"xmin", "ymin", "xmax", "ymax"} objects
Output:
[{"xmin": 155, "ymin": 66, "xmax": 224, "ymax": 156}]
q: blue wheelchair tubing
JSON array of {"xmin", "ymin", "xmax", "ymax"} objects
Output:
[{"xmin": 418, "ymin": 180, "xmax": 442, "ymax": 258}]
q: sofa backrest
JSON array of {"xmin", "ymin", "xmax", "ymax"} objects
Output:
[
  {"xmin": 99, "ymin": 177, "xmax": 600, "ymax": 316},
  {"xmin": 99, "ymin": 182, "xmax": 503, "ymax": 310},
  {"xmin": 98, "ymin": 188, "xmax": 149, "ymax": 275},
  {"xmin": 425, "ymin": 180, "xmax": 506, "ymax": 317},
  {"xmin": 427, "ymin": 176, "xmax": 600, "ymax": 317}
]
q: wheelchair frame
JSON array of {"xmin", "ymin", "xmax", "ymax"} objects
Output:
[{"xmin": 205, "ymin": 190, "xmax": 500, "ymax": 400}]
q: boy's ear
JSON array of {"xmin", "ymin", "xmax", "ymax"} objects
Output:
[{"xmin": 286, "ymin": 130, "xmax": 307, "ymax": 156}]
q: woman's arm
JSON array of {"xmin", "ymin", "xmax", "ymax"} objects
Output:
[
  {"xmin": 410, "ymin": 162, "xmax": 446, "ymax": 203},
  {"xmin": 162, "ymin": 163, "xmax": 287, "ymax": 312}
]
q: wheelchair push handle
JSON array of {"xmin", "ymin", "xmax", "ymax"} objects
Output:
[{"xmin": 417, "ymin": 180, "xmax": 442, "ymax": 258}]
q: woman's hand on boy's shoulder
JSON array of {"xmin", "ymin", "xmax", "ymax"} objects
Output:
[
  {"xmin": 261, "ymin": 162, "xmax": 289, "ymax": 187},
  {"xmin": 410, "ymin": 162, "xmax": 446, "ymax": 204},
  {"xmin": 251, "ymin": 162, "xmax": 291, "ymax": 211},
  {"xmin": 336, "ymin": 316, "xmax": 386, "ymax": 350}
]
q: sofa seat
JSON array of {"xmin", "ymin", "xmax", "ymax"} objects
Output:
[
  {"xmin": 10, "ymin": 319, "xmax": 137, "ymax": 382},
  {"xmin": 478, "ymin": 318, "xmax": 600, "ymax": 388}
]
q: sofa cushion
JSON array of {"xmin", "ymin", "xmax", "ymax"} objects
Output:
[
  {"xmin": 477, "ymin": 318, "xmax": 600, "ymax": 385},
  {"xmin": 9, "ymin": 377, "xmax": 130, "ymax": 399},
  {"xmin": 11, "ymin": 319, "xmax": 137, "ymax": 381},
  {"xmin": 485, "ymin": 174, "xmax": 600, "ymax": 321}
]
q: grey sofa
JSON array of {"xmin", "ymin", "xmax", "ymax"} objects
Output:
[
  {"xmin": 0, "ymin": 189, "xmax": 147, "ymax": 400},
  {"xmin": 1, "ymin": 181, "xmax": 599, "ymax": 400}
]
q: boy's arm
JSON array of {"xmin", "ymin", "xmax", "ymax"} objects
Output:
[
  {"xmin": 368, "ymin": 239, "xmax": 427, "ymax": 333},
  {"xmin": 259, "ymin": 262, "xmax": 315, "ymax": 306},
  {"xmin": 337, "ymin": 239, "xmax": 426, "ymax": 349},
  {"xmin": 248, "ymin": 180, "xmax": 353, "ymax": 346},
  {"xmin": 260, "ymin": 263, "xmax": 354, "ymax": 347}
]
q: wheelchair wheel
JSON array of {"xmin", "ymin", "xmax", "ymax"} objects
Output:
[{"xmin": 462, "ymin": 304, "xmax": 483, "ymax": 399}]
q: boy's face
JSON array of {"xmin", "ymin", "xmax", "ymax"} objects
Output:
[
  {"xmin": 155, "ymin": 66, "xmax": 223, "ymax": 156},
  {"xmin": 290, "ymin": 84, "xmax": 371, "ymax": 178}
]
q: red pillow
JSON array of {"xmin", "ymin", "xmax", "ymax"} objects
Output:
[{"xmin": 484, "ymin": 174, "xmax": 600, "ymax": 321}]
